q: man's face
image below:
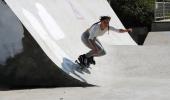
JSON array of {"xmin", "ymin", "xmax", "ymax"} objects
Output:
[{"xmin": 101, "ymin": 19, "xmax": 110, "ymax": 28}]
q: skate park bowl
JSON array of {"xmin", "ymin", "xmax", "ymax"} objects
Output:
[{"xmin": 2, "ymin": 0, "xmax": 137, "ymax": 87}]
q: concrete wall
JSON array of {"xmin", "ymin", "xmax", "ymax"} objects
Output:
[
  {"xmin": 152, "ymin": 22, "xmax": 170, "ymax": 32},
  {"xmin": 0, "ymin": 0, "xmax": 24, "ymax": 64}
]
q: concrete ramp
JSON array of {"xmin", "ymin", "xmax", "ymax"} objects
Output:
[
  {"xmin": 5, "ymin": 0, "xmax": 136, "ymax": 85},
  {"xmin": 144, "ymin": 31, "xmax": 170, "ymax": 45}
]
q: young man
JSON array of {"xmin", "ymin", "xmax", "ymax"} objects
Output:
[{"xmin": 78, "ymin": 16, "xmax": 132, "ymax": 66}]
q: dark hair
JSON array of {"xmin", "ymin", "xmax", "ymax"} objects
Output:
[
  {"xmin": 100, "ymin": 16, "xmax": 111, "ymax": 21},
  {"xmin": 89, "ymin": 16, "xmax": 111, "ymax": 34}
]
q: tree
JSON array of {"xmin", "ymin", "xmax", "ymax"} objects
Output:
[{"xmin": 109, "ymin": 0, "xmax": 155, "ymax": 28}]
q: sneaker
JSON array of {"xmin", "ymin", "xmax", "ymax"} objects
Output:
[
  {"xmin": 78, "ymin": 54, "xmax": 89, "ymax": 66},
  {"xmin": 88, "ymin": 56, "xmax": 95, "ymax": 65},
  {"xmin": 78, "ymin": 55, "xmax": 84, "ymax": 64}
]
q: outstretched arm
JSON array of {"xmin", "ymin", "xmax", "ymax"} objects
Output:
[
  {"xmin": 119, "ymin": 28, "xmax": 132, "ymax": 33},
  {"xmin": 109, "ymin": 26, "xmax": 132, "ymax": 33}
]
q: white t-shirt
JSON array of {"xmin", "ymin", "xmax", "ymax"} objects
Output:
[{"xmin": 88, "ymin": 24, "xmax": 119, "ymax": 40}]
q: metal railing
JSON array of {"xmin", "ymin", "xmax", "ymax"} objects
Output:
[{"xmin": 155, "ymin": 1, "xmax": 170, "ymax": 21}]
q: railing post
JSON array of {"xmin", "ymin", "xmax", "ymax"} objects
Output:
[
  {"xmin": 163, "ymin": 0, "xmax": 165, "ymax": 20},
  {"xmin": 155, "ymin": 0, "xmax": 157, "ymax": 21}
]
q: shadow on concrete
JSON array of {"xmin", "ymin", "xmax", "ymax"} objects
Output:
[
  {"xmin": 62, "ymin": 58, "xmax": 91, "ymax": 83},
  {"xmin": 0, "ymin": 27, "xmax": 94, "ymax": 91}
]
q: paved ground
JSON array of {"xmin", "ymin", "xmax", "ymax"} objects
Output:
[
  {"xmin": 144, "ymin": 31, "xmax": 170, "ymax": 45},
  {"xmin": 1, "ymin": 45, "xmax": 170, "ymax": 100}
]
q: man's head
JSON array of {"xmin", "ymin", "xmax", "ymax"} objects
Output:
[
  {"xmin": 100, "ymin": 16, "xmax": 111, "ymax": 21},
  {"xmin": 100, "ymin": 16, "xmax": 111, "ymax": 30}
]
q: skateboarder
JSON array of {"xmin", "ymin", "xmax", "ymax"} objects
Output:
[{"xmin": 78, "ymin": 16, "xmax": 132, "ymax": 66}]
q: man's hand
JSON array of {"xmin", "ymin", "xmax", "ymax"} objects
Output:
[
  {"xmin": 119, "ymin": 28, "xmax": 133, "ymax": 33},
  {"xmin": 127, "ymin": 28, "xmax": 132, "ymax": 32}
]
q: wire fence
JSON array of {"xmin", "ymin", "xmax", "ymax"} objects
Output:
[{"xmin": 155, "ymin": 1, "xmax": 170, "ymax": 21}]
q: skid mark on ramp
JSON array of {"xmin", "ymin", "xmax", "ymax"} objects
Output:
[{"xmin": 65, "ymin": 0, "xmax": 84, "ymax": 20}]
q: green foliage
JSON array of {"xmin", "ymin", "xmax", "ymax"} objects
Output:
[{"xmin": 110, "ymin": 0, "xmax": 155, "ymax": 27}]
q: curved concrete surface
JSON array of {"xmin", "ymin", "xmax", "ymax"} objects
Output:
[
  {"xmin": 5, "ymin": 0, "xmax": 136, "ymax": 85},
  {"xmin": 0, "ymin": 0, "xmax": 24, "ymax": 64}
]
